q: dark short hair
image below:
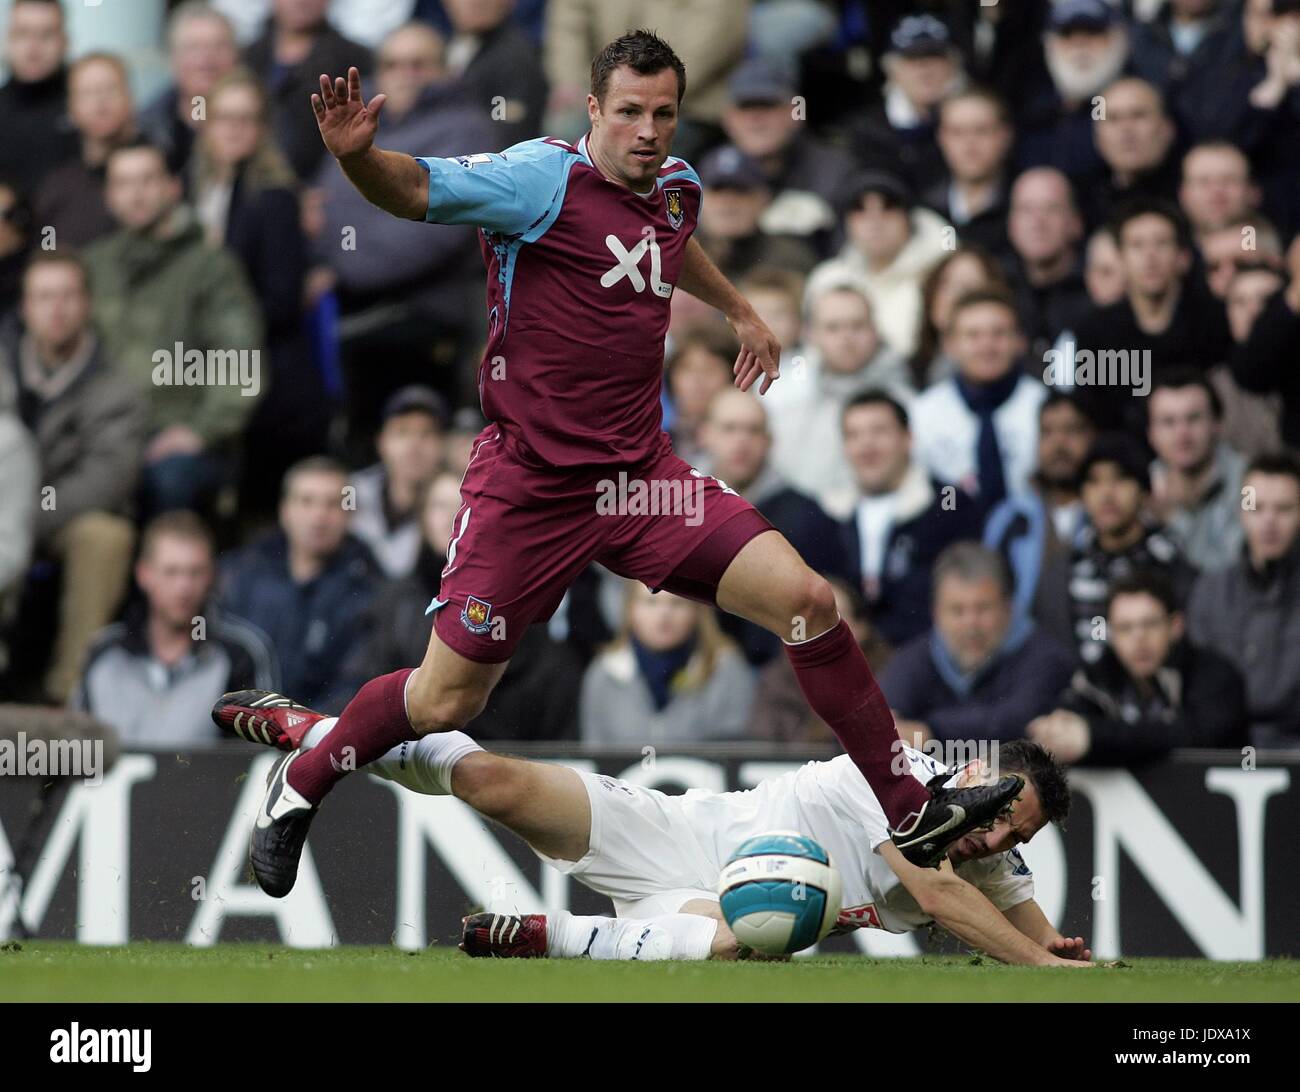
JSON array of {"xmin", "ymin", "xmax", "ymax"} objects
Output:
[
  {"xmin": 1105, "ymin": 569, "xmax": 1178, "ymax": 617},
  {"xmin": 591, "ymin": 29, "xmax": 686, "ymax": 104},
  {"xmin": 1079, "ymin": 433, "xmax": 1151, "ymax": 492},
  {"xmin": 1108, "ymin": 196, "xmax": 1192, "ymax": 251},
  {"xmin": 1148, "ymin": 366, "xmax": 1223, "ymax": 421},
  {"xmin": 1040, "ymin": 390, "xmax": 1097, "ymax": 429},
  {"xmin": 841, "ymin": 389, "xmax": 909, "ymax": 430},
  {"xmin": 1244, "ymin": 451, "xmax": 1300, "ymax": 489},
  {"xmin": 998, "ymin": 739, "xmax": 1070, "ymax": 826}
]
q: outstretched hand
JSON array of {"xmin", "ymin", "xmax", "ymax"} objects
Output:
[
  {"xmin": 311, "ymin": 66, "xmax": 387, "ymax": 161},
  {"xmin": 729, "ymin": 309, "xmax": 781, "ymax": 395}
]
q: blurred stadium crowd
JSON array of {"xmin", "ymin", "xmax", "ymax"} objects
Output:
[{"xmin": 2, "ymin": 0, "xmax": 1300, "ymax": 765}]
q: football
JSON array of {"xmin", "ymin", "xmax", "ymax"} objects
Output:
[{"xmin": 717, "ymin": 831, "xmax": 843, "ymax": 956}]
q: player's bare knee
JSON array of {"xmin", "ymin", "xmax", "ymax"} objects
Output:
[
  {"xmin": 786, "ymin": 570, "xmax": 838, "ymax": 639},
  {"xmin": 406, "ymin": 677, "xmax": 491, "ymax": 736},
  {"xmin": 451, "ymin": 753, "xmax": 528, "ymax": 820}
]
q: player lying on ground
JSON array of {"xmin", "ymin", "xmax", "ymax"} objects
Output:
[
  {"xmin": 216, "ymin": 692, "xmax": 1092, "ymax": 966},
  {"xmin": 246, "ymin": 31, "xmax": 1023, "ymax": 903}
]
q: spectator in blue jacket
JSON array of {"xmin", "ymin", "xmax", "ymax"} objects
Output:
[
  {"xmin": 881, "ymin": 541, "xmax": 1075, "ymax": 748},
  {"xmin": 838, "ymin": 391, "xmax": 982, "ymax": 646},
  {"xmin": 217, "ymin": 455, "xmax": 380, "ymax": 712}
]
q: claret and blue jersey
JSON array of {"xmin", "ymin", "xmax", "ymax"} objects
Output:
[{"xmin": 414, "ymin": 135, "xmax": 703, "ymax": 469}]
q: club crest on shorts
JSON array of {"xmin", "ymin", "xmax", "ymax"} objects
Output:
[
  {"xmin": 665, "ymin": 188, "xmax": 684, "ymax": 230},
  {"xmin": 461, "ymin": 595, "xmax": 493, "ymax": 634}
]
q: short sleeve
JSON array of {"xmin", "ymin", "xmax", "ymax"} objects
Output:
[
  {"xmin": 970, "ymin": 848, "xmax": 1036, "ymax": 912},
  {"xmin": 414, "ymin": 138, "xmax": 571, "ymax": 237}
]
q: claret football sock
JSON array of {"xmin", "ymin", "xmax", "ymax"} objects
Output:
[
  {"xmin": 286, "ymin": 668, "xmax": 421, "ymax": 804},
  {"xmin": 547, "ymin": 911, "xmax": 717, "ymax": 961},
  {"xmin": 783, "ymin": 618, "xmax": 929, "ymax": 827}
]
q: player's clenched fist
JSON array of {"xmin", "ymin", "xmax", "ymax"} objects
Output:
[{"xmin": 311, "ymin": 65, "xmax": 387, "ymax": 162}]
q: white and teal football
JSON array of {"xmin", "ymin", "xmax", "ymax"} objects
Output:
[{"xmin": 717, "ymin": 831, "xmax": 842, "ymax": 955}]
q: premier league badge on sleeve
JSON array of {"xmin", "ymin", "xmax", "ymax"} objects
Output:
[
  {"xmin": 665, "ymin": 188, "xmax": 684, "ymax": 230},
  {"xmin": 461, "ymin": 595, "xmax": 494, "ymax": 634}
]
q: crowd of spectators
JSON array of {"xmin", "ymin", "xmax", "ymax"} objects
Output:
[{"xmin": 3, "ymin": 0, "xmax": 1300, "ymax": 764}]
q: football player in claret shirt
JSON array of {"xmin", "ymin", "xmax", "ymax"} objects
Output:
[{"xmin": 216, "ymin": 31, "xmax": 1022, "ymax": 902}]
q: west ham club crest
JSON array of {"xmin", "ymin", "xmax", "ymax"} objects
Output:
[{"xmin": 665, "ymin": 188, "xmax": 684, "ymax": 230}]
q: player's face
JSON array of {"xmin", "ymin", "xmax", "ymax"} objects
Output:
[
  {"xmin": 1108, "ymin": 592, "xmax": 1178, "ymax": 680},
  {"xmin": 949, "ymin": 778, "xmax": 1045, "ymax": 864},
  {"xmin": 589, "ymin": 66, "xmax": 680, "ymax": 192}
]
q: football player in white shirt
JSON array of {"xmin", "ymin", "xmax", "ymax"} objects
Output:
[{"xmin": 218, "ymin": 694, "xmax": 1093, "ymax": 966}]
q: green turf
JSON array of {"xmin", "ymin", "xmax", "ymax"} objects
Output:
[{"xmin": 2, "ymin": 942, "xmax": 1299, "ymax": 1002}]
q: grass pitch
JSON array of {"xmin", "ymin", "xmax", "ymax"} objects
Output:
[{"xmin": 2, "ymin": 942, "xmax": 1299, "ymax": 1002}]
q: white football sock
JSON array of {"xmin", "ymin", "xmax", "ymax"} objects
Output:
[
  {"xmin": 300, "ymin": 718, "xmax": 481, "ymax": 796},
  {"xmin": 300, "ymin": 717, "xmax": 337, "ymax": 750},
  {"xmin": 545, "ymin": 910, "xmax": 717, "ymax": 961},
  {"xmin": 367, "ymin": 731, "xmax": 483, "ymax": 796}
]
